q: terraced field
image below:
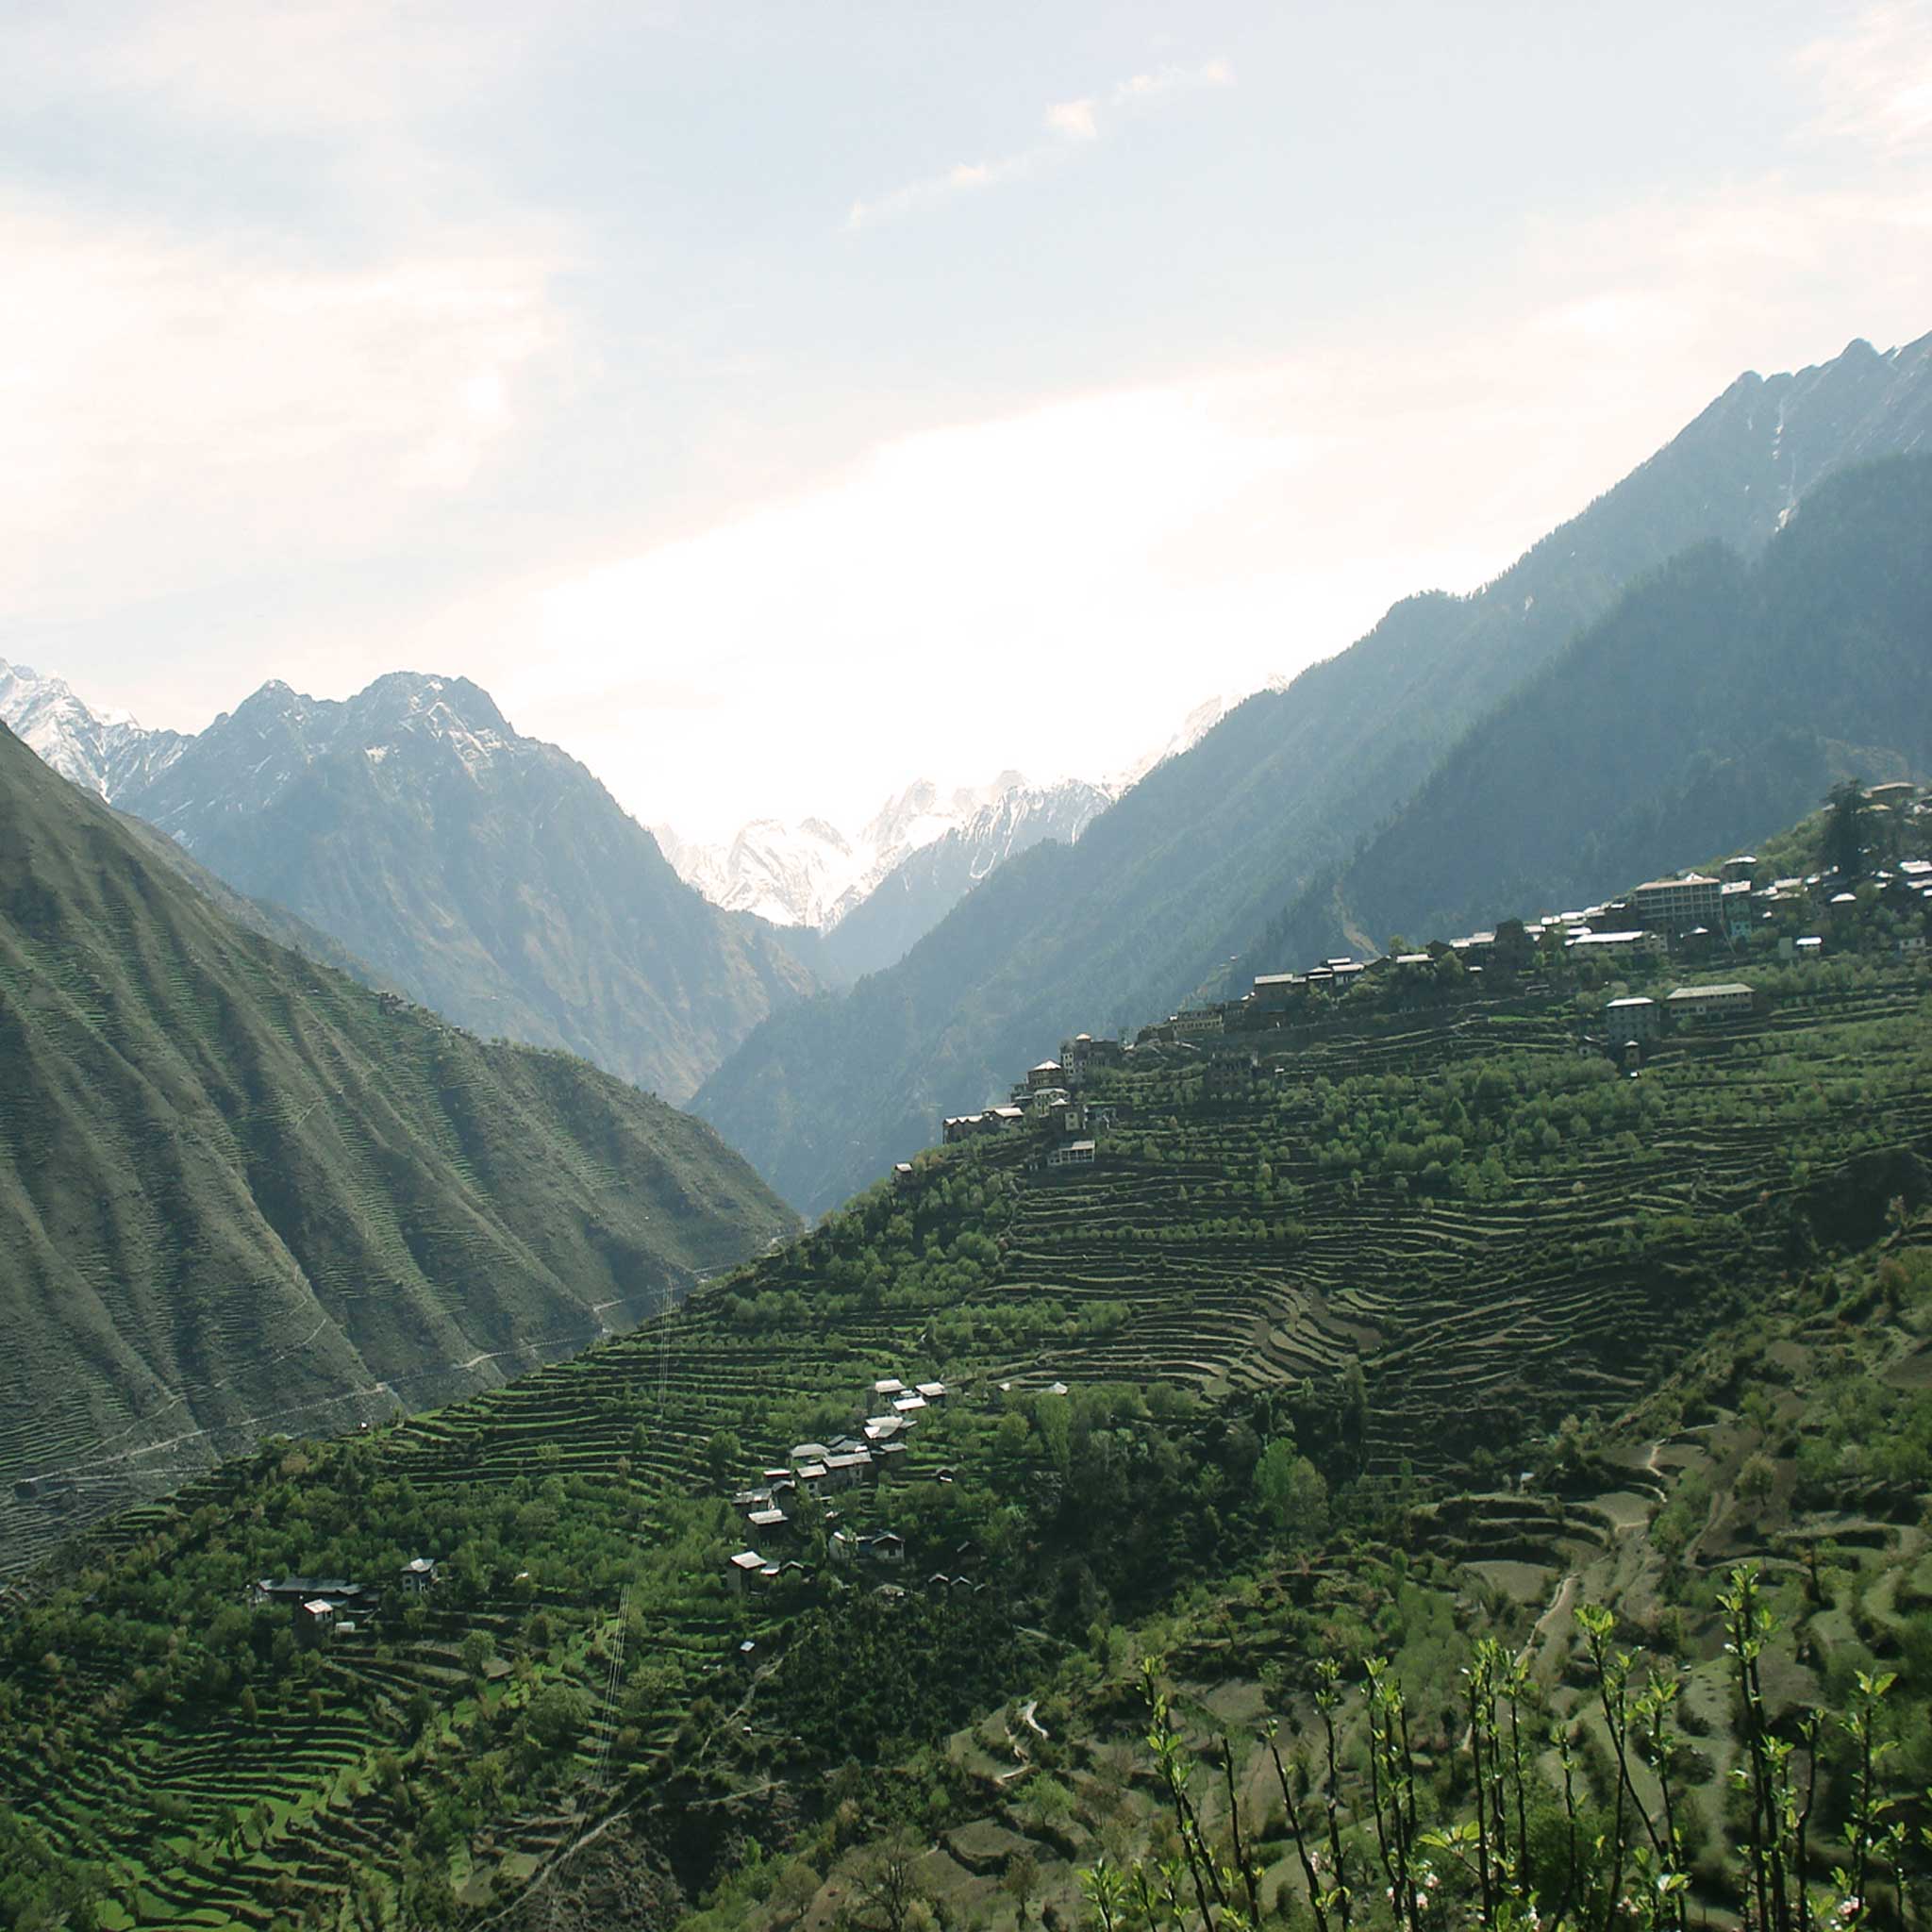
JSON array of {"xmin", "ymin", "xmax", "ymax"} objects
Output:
[{"xmin": 2, "ymin": 964, "xmax": 1926, "ymax": 1926}]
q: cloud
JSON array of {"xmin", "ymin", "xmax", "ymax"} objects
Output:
[
  {"xmin": 1794, "ymin": 2, "xmax": 1932, "ymax": 154},
  {"xmin": 502, "ymin": 118, "xmax": 1932, "ymax": 836},
  {"xmin": 1110, "ymin": 58, "xmax": 1235, "ymax": 106},
  {"xmin": 6, "ymin": 0, "xmax": 535, "ymax": 138},
  {"xmin": 845, "ymin": 155, "xmax": 1037, "ymax": 229},
  {"xmin": 845, "ymin": 55, "xmax": 1234, "ymax": 230},
  {"xmin": 1044, "ymin": 97, "xmax": 1098, "ymax": 141},
  {"xmin": 0, "ymin": 189, "xmax": 572, "ymax": 620}
]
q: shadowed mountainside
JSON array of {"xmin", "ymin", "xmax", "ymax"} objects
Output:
[
  {"xmin": 0, "ymin": 720, "xmax": 796, "ymax": 1573},
  {"xmin": 696, "ymin": 334, "xmax": 1932, "ymax": 1214}
]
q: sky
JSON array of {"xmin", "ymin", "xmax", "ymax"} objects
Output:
[{"xmin": 3, "ymin": 3, "xmax": 1931, "ymax": 841}]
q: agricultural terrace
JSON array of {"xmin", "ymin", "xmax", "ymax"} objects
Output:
[{"xmin": 0, "ymin": 960, "xmax": 1927, "ymax": 1928}]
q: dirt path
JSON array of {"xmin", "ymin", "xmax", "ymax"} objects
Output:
[
  {"xmin": 1519, "ymin": 1571, "xmax": 1578, "ymax": 1679},
  {"xmin": 994, "ymin": 1699, "xmax": 1048, "ymax": 1783}
]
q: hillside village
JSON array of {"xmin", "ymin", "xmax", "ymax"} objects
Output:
[
  {"xmin": 4, "ymin": 784, "xmax": 1929, "ymax": 1930},
  {"xmin": 940, "ymin": 780, "xmax": 1932, "ymax": 1161}
]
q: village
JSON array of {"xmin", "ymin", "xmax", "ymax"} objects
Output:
[
  {"xmin": 938, "ymin": 782, "xmax": 1932, "ymax": 1155},
  {"xmin": 717, "ymin": 1372, "xmax": 1011, "ymax": 1610}
]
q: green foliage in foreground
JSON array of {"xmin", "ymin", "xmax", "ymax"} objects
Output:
[{"xmin": 1095, "ymin": 1569, "xmax": 1911, "ymax": 1932}]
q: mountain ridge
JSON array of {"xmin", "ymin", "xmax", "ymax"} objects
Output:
[
  {"xmin": 0, "ymin": 666, "xmax": 826, "ymax": 1107},
  {"xmin": 1231, "ymin": 455, "xmax": 1932, "ymax": 981},
  {"xmin": 0, "ymin": 715, "xmax": 796, "ymax": 1573},
  {"xmin": 692, "ymin": 329, "xmax": 1932, "ymax": 1214}
]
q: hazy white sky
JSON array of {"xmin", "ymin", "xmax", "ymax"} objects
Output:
[{"xmin": 4, "ymin": 2, "xmax": 1930, "ymax": 839}]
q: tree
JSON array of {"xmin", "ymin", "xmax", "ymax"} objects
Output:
[
  {"xmin": 845, "ymin": 1831, "xmax": 927, "ymax": 1932},
  {"xmin": 705, "ymin": 1428, "xmax": 745, "ymax": 1488},
  {"xmin": 1341, "ymin": 1357, "xmax": 1370, "ymax": 1449},
  {"xmin": 525, "ymin": 1684, "xmax": 591, "ymax": 1753},
  {"xmin": 1254, "ymin": 1441, "xmax": 1330, "ymax": 1541},
  {"xmin": 1003, "ymin": 1849, "xmax": 1042, "ymax": 1924},
  {"xmin": 1824, "ymin": 779, "xmax": 1874, "ymax": 878},
  {"xmin": 1034, "ymin": 1395, "xmax": 1072, "ymax": 1474}
]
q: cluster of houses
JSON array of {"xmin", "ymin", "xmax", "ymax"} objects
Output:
[
  {"xmin": 724, "ymin": 1374, "xmax": 953, "ymax": 1593},
  {"xmin": 248, "ymin": 1557, "xmax": 438, "ymax": 1643},
  {"xmin": 924, "ymin": 791, "xmax": 1929, "ymax": 1165},
  {"xmin": 941, "ymin": 1037, "xmax": 1122, "ymax": 1151},
  {"xmin": 1143, "ymin": 827, "xmax": 1931, "ymax": 1047}
]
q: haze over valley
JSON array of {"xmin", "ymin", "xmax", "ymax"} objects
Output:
[{"xmin": 4, "ymin": 8, "xmax": 1932, "ymax": 1931}]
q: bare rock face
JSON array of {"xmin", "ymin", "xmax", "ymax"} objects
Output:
[{"xmin": 2, "ymin": 666, "xmax": 824, "ymax": 1105}]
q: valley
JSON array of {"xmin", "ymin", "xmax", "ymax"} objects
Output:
[
  {"xmin": 2, "ymin": 826, "xmax": 1925, "ymax": 1924},
  {"xmin": 0, "ymin": 720, "xmax": 794, "ymax": 1578},
  {"xmin": 14, "ymin": 23, "xmax": 1932, "ymax": 1931}
]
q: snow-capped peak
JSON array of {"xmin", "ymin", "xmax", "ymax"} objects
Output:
[
  {"xmin": 658, "ymin": 770, "xmax": 1108, "ymax": 931},
  {"xmin": 0, "ymin": 659, "xmax": 189, "ymax": 799}
]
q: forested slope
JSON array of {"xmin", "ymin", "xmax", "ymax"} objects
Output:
[
  {"xmin": 697, "ymin": 332, "xmax": 1932, "ymax": 1214},
  {"xmin": 0, "ymin": 721, "xmax": 794, "ymax": 1574},
  {"xmin": 1236, "ymin": 455, "xmax": 1932, "ymax": 976}
]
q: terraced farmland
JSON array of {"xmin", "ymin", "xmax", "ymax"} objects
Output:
[{"xmin": 2, "ymin": 962, "xmax": 1926, "ymax": 1926}]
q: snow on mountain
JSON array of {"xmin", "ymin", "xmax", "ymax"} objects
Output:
[
  {"xmin": 658, "ymin": 771, "xmax": 1094, "ymax": 931},
  {"xmin": 0, "ymin": 659, "xmax": 189, "ymax": 799},
  {"xmin": 659, "ymin": 689, "xmax": 1274, "ymax": 935},
  {"xmin": 654, "ymin": 815, "xmax": 861, "ymax": 930},
  {"xmin": 1108, "ymin": 690, "xmax": 1270, "ymax": 791}
]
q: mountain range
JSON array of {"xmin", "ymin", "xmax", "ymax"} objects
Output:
[
  {"xmin": 0, "ymin": 715, "xmax": 793, "ymax": 1573},
  {"xmin": 654, "ymin": 772, "xmax": 1108, "ymax": 939},
  {"xmin": 0, "ymin": 667, "xmax": 825, "ymax": 1107},
  {"xmin": 652, "ymin": 694, "xmax": 1242, "ymax": 971},
  {"xmin": 691, "ymin": 330, "xmax": 1932, "ymax": 1214}
]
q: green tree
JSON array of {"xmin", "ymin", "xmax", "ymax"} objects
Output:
[
  {"xmin": 1824, "ymin": 779, "xmax": 1874, "ymax": 878},
  {"xmin": 1034, "ymin": 1395, "xmax": 1072, "ymax": 1474},
  {"xmin": 1254, "ymin": 1440, "xmax": 1330, "ymax": 1540},
  {"xmin": 525, "ymin": 1684, "xmax": 591, "ymax": 1754},
  {"xmin": 705, "ymin": 1428, "xmax": 745, "ymax": 1488}
]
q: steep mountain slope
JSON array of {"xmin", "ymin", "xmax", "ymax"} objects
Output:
[
  {"xmin": 0, "ymin": 720, "xmax": 794, "ymax": 1573},
  {"xmin": 2, "ymin": 903, "xmax": 1925, "ymax": 1927},
  {"xmin": 820, "ymin": 777, "xmax": 1111, "ymax": 979},
  {"xmin": 695, "ymin": 331, "xmax": 1932, "ymax": 1214},
  {"xmin": 1236, "ymin": 458, "xmax": 1932, "ymax": 975},
  {"xmin": 0, "ymin": 658, "xmax": 189, "ymax": 797},
  {"xmin": 94, "ymin": 672, "xmax": 822, "ymax": 1104}
]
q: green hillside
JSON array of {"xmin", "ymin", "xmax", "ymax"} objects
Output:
[
  {"xmin": 0, "ymin": 721, "xmax": 796, "ymax": 1579},
  {"xmin": 695, "ymin": 333, "xmax": 1932, "ymax": 1217},
  {"xmin": 1, "ymin": 866, "xmax": 1925, "ymax": 1927},
  {"xmin": 1241, "ymin": 456, "xmax": 1932, "ymax": 981}
]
